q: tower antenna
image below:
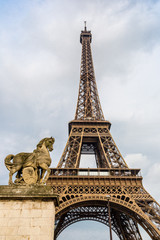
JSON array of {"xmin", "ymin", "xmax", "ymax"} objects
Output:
[{"xmin": 84, "ymin": 21, "xmax": 87, "ymax": 31}]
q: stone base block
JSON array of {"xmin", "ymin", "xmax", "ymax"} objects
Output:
[{"xmin": 0, "ymin": 185, "xmax": 59, "ymax": 240}]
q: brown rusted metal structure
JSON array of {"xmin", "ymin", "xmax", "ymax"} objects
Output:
[{"xmin": 47, "ymin": 24, "xmax": 160, "ymax": 239}]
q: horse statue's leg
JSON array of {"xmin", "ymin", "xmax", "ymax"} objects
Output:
[
  {"xmin": 39, "ymin": 163, "xmax": 51, "ymax": 184},
  {"xmin": 9, "ymin": 166, "xmax": 21, "ymax": 185},
  {"xmin": 37, "ymin": 168, "xmax": 41, "ymax": 183},
  {"xmin": 40, "ymin": 169, "xmax": 46, "ymax": 183},
  {"xmin": 9, "ymin": 171, "xmax": 13, "ymax": 185}
]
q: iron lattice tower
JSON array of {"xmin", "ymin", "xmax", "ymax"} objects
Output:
[{"xmin": 47, "ymin": 25, "xmax": 160, "ymax": 239}]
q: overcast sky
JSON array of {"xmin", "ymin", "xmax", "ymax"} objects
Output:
[{"xmin": 0, "ymin": 0, "xmax": 160, "ymax": 239}]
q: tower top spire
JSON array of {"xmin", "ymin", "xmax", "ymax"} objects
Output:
[
  {"xmin": 84, "ymin": 21, "xmax": 87, "ymax": 31},
  {"xmin": 76, "ymin": 27, "xmax": 105, "ymax": 121}
]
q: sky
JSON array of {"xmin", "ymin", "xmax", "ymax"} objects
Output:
[{"xmin": 0, "ymin": 0, "xmax": 160, "ymax": 239}]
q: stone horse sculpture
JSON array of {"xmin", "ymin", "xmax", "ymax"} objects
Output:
[{"xmin": 4, "ymin": 137, "xmax": 55, "ymax": 185}]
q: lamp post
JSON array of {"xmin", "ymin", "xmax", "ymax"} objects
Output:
[{"xmin": 106, "ymin": 195, "xmax": 113, "ymax": 240}]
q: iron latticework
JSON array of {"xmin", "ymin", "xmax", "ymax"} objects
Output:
[
  {"xmin": 47, "ymin": 25, "xmax": 160, "ymax": 239},
  {"xmin": 75, "ymin": 26, "xmax": 104, "ymax": 121},
  {"xmin": 57, "ymin": 123, "xmax": 128, "ymax": 169}
]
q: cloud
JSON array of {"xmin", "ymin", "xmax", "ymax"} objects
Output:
[
  {"xmin": 125, "ymin": 153, "xmax": 149, "ymax": 169},
  {"xmin": 144, "ymin": 162, "xmax": 160, "ymax": 200}
]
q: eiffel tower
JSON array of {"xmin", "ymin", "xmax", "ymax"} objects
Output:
[{"xmin": 47, "ymin": 23, "xmax": 160, "ymax": 240}]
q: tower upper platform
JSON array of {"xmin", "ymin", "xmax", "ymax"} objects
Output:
[{"xmin": 80, "ymin": 21, "xmax": 92, "ymax": 43}]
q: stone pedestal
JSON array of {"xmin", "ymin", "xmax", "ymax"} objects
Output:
[{"xmin": 0, "ymin": 185, "xmax": 59, "ymax": 240}]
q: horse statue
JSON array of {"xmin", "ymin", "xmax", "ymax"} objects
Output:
[{"xmin": 4, "ymin": 137, "xmax": 55, "ymax": 185}]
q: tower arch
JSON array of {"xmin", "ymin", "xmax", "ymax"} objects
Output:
[{"xmin": 55, "ymin": 198, "xmax": 159, "ymax": 240}]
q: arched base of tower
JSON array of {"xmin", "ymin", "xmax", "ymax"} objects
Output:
[{"xmin": 53, "ymin": 195, "xmax": 160, "ymax": 239}]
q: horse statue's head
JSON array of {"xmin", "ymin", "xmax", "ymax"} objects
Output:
[{"xmin": 36, "ymin": 137, "xmax": 55, "ymax": 152}]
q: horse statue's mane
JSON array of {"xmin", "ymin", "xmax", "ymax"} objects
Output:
[{"xmin": 36, "ymin": 137, "xmax": 55, "ymax": 149}]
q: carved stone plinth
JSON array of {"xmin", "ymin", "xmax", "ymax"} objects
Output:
[{"xmin": 0, "ymin": 185, "xmax": 59, "ymax": 240}]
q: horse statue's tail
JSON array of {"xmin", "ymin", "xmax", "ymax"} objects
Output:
[{"xmin": 4, "ymin": 154, "xmax": 14, "ymax": 171}]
